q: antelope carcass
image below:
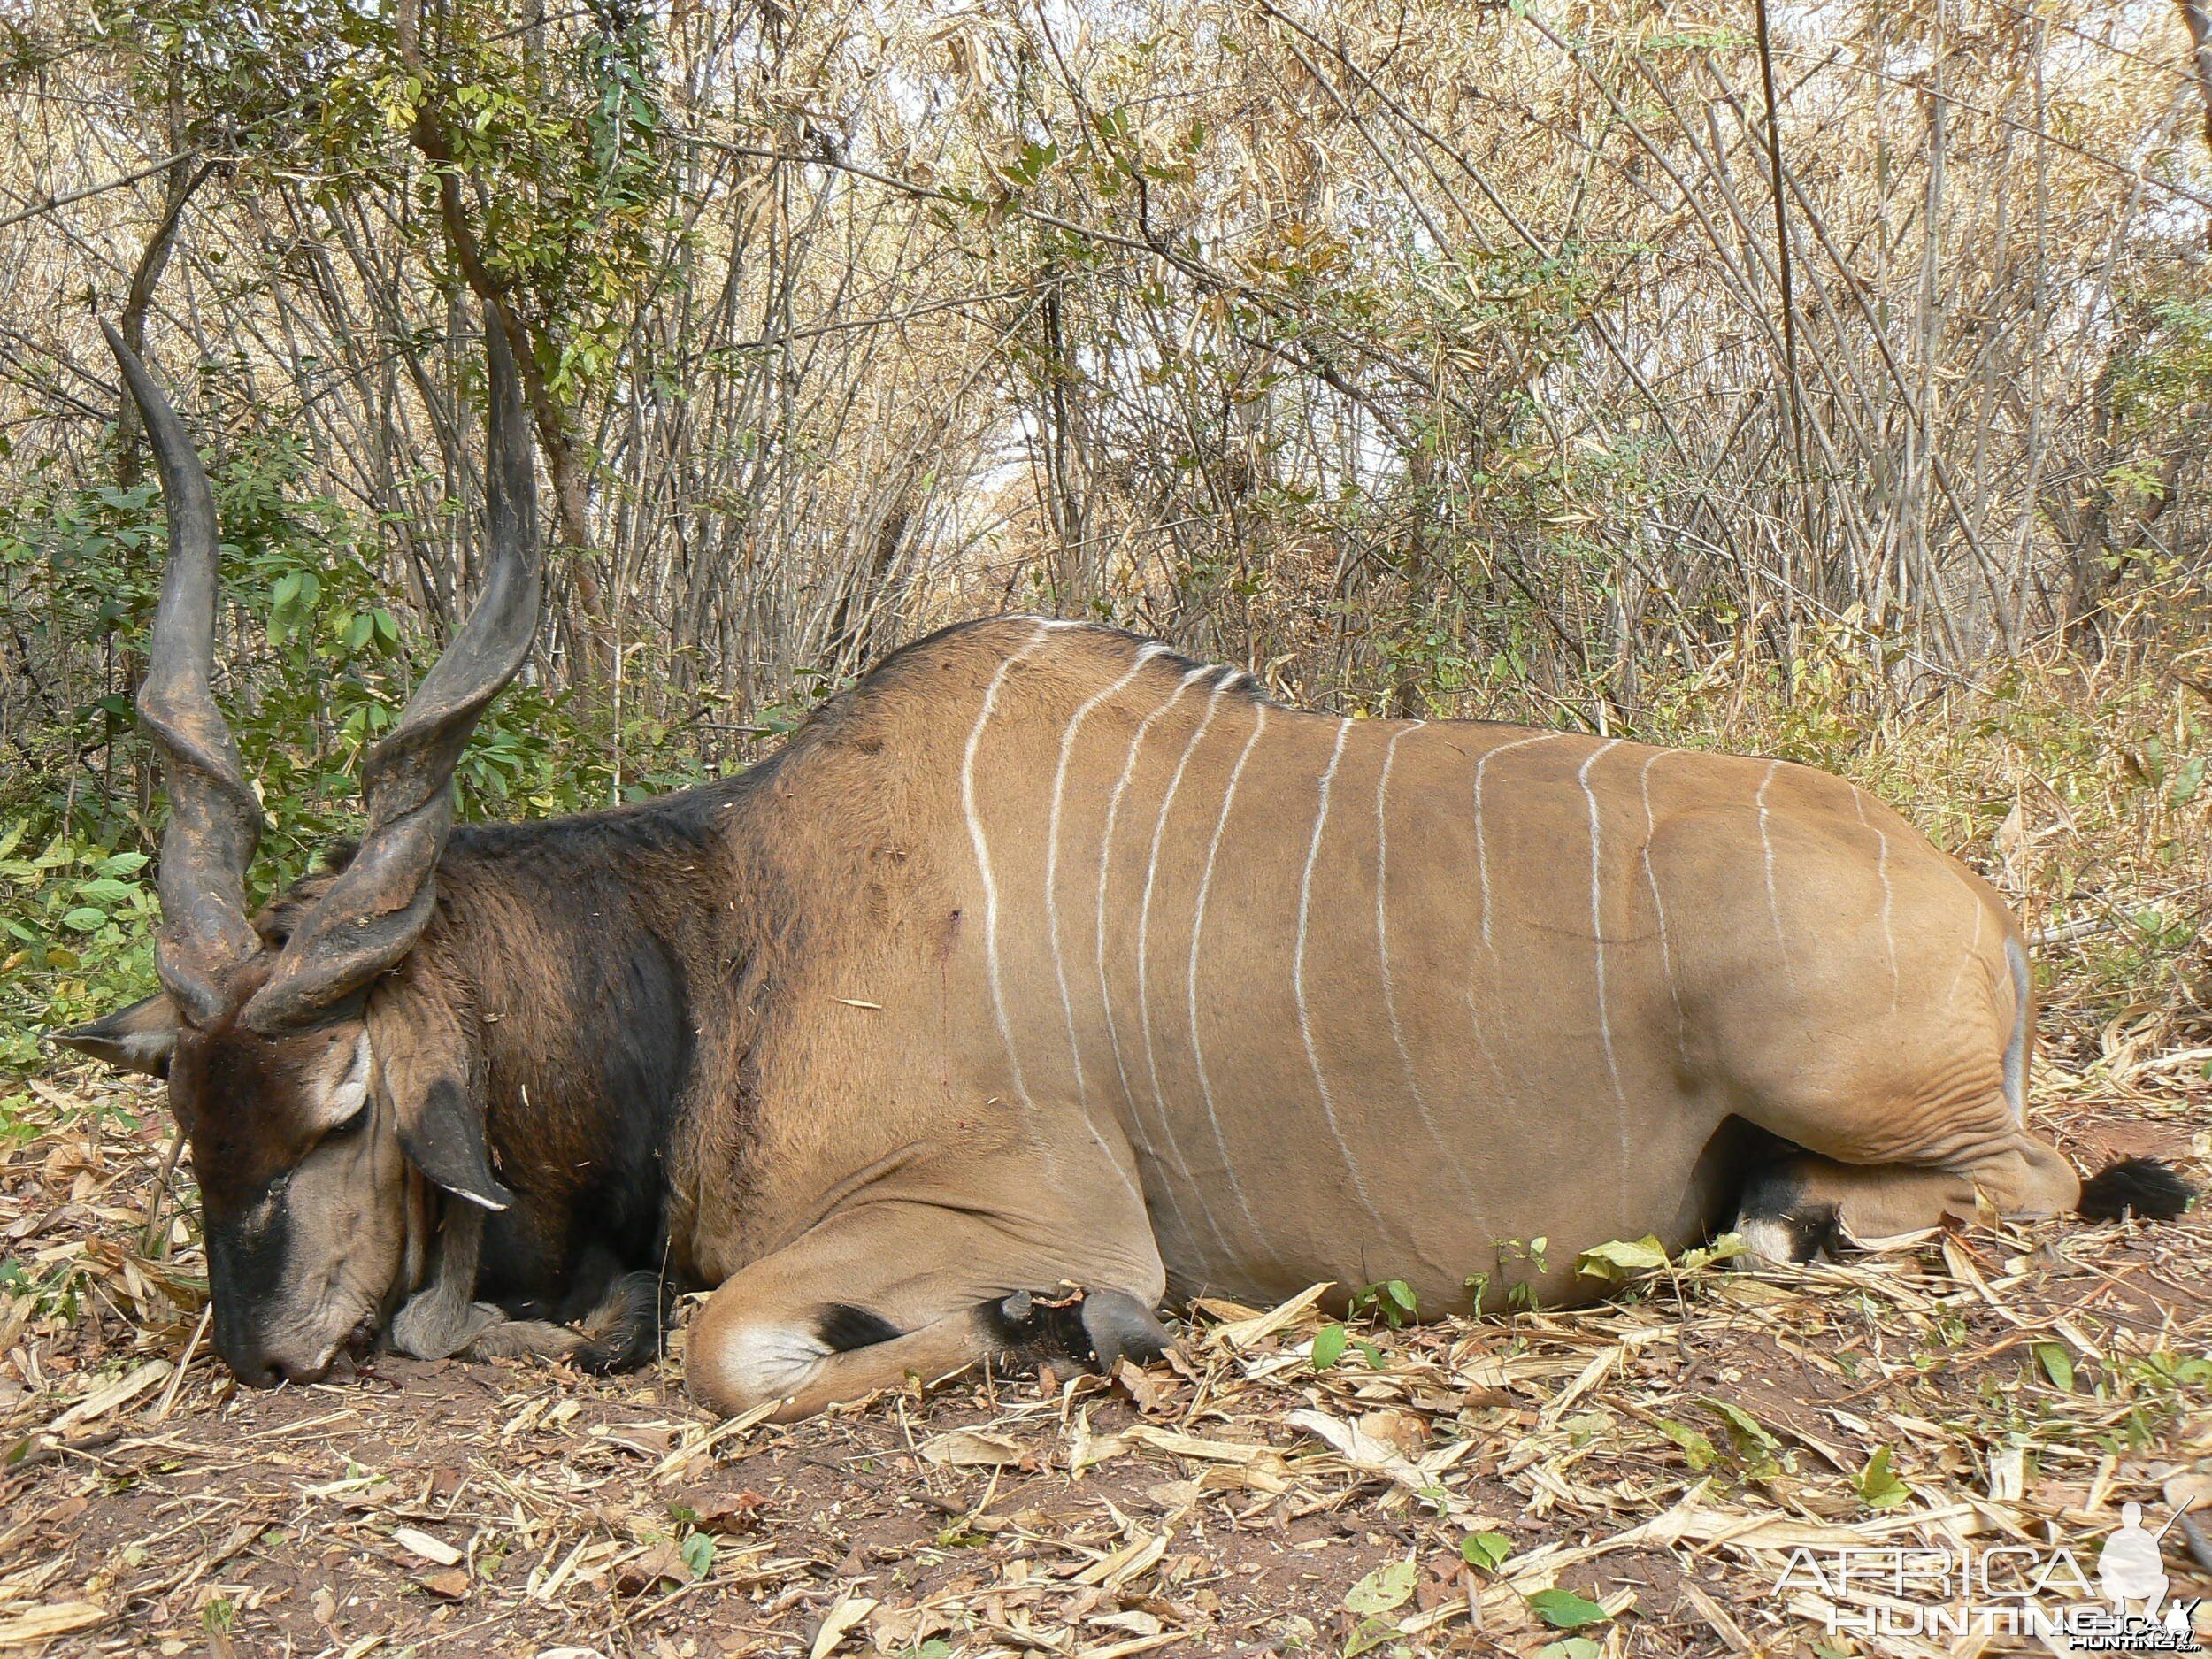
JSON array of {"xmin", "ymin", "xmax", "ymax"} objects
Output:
[{"xmin": 60, "ymin": 323, "xmax": 2189, "ymax": 1418}]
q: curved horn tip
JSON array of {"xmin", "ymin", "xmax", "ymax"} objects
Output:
[
  {"xmin": 100, "ymin": 319, "xmax": 150, "ymax": 408},
  {"xmin": 246, "ymin": 302, "xmax": 540, "ymax": 1025},
  {"xmin": 99, "ymin": 318, "xmax": 154, "ymax": 386},
  {"xmin": 111, "ymin": 314, "xmax": 265, "ymax": 1000}
]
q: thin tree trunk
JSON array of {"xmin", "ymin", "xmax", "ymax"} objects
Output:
[
  {"xmin": 2183, "ymin": 0, "xmax": 2212, "ymax": 246},
  {"xmin": 114, "ymin": 139, "xmax": 211, "ymax": 486}
]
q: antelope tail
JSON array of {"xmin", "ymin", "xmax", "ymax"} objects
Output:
[
  {"xmin": 2004, "ymin": 937, "xmax": 2192, "ymax": 1222},
  {"xmin": 2078, "ymin": 1156, "xmax": 2195, "ymax": 1222}
]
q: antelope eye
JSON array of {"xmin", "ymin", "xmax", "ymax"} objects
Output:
[{"xmin": 323, "ymin": 1102, "xmax": 370, "ymax": 1141}]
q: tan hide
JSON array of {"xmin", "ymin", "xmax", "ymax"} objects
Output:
[{"xmin": 680, "ymin": 619, "xmax": 2075, "ymax": 1415}]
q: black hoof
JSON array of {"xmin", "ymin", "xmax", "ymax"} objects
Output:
[
  {"xmin": 1080, "ymin": 1287, "xmax": 1172, "ymax": 1371},
  {"xmin": 982, "ymin": 1284, "xmax": 1171, "ymax": 1373},
  {"xmin": 572, "ymin": 1270, "xmax": 668, "ymax": 1372}
]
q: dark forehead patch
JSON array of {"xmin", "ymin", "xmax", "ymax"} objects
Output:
[
  {"xmin": 203, "ymin": 1168, "xmax": 293, "ymax": 1308},
  {"xmin": 174, "ymin": 1025, "xmax": 346, "ymax": 1208}
]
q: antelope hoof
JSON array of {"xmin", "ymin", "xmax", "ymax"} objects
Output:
[
  {"xmin": 1080, "ymin": 1288, "xmax": 1171, "ymax": 1371},
  {"xmin": 987, "ymin": 1285, "xmax": 1171, "ymax": 1373},
  {"xmin": 1731, "ymin": 1212, "xmax": 1840, "ymax": 1270}
]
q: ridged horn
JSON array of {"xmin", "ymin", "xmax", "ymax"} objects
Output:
[
  {"xmin": 103, "ymin": 321, "xmax": 265, "ymax": 1027},
  {"xmin": 241, "ymin": 304, "xmax": 541, "ymax": 1031}
]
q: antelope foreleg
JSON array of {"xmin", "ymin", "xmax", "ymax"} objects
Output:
[
  {"xmin": 684, "ymin": 1206, "xmax": 1170, "ymax": 1422},
  {"xmin": 389, "ymin": 1202, "xmax": 503, "ymax": 1360},
  {"xmin": 392, "ymin": 1203, "xmax": 661, "ymax": 1371},
  {"xmin": 458, "ymin": 1271, "xmax": 664, "ymax": 1372},
  {"xmin": 694, "ymin": 1300, "xmax": 999, "ymax": 1423}
]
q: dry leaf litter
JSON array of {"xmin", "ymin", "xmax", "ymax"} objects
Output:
[{"xmin": 0, "ymin": 1027, "xmax": 2207, "ymax": 1658}]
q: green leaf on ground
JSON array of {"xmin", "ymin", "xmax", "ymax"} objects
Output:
[
  {"xmin": 1702, "ymin": 1399, "xmax": 1780, "ymax": 1454},
  {"xmin": 679, "ymin": 1531, "xmax": 715, "ymax": 1579},
  {"xmin": 1344, "ymin": 1617, "xmax": 1402, "ymax": 1657},
  {"xmin": 1858, "ymin": 1446, "xmax": 1910, "ymax": 1509},
  {"xmin": 1311, "ymin": 1323, "xmax": 1348, "ymax": 1370},
  {"xmin": 1527, "ymin": 1587, "xmax": 1609, "ymax": 1629},
  {"xmin": 2034, "ymin": 1342, "xmax": 2075, "ymax": 1392},
  {"xmin": 1655, "ymin": 1417, "xmax": 1717, "ymax": 1471},
  {"xmin": 1577, "ymin": 1235, "xmax": 1671, "ymax": 1279},
  {"xmin": 1460, "ymin": 1531, "xmax": 1512, "ymax": 1571},
  {"xmin": 1343, "ymin": 1557, "xmax": 1416, "ymax": 1616}
]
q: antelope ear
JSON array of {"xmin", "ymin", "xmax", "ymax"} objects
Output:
[
  {"xmin": 53, "ymin": 994, "xmax": 180, "ymax": 1078},
  {"xmin": 396, "ymin": 1076, "xmax": 515, "ymax": 1212},
  {"xmin": 366, "ymin": 983, "xmax": 515, "ymax": 1212}
]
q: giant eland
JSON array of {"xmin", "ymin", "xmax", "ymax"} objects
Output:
[{"xmin": 59, "ymin": 312, "xmax": 2189, "ymax": 1419}]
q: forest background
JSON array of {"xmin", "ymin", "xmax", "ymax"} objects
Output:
[{"xmin": 1, "ymin": 0, "xmax": 2208, "ymax": 1087}]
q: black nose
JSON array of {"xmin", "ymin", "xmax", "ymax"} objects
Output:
[
  {"xmin": 219, "ymin": 1333, "xmax": 325, "ymax": 1388},
  {"xmin": 233, "ymin": 1354, "xmax": 332, "ymax": 1387},
  {"xmin": 219, "ymin": 1340, "xmax": 280, "ymax": 1386}
]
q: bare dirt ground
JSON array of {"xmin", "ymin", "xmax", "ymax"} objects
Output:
[{"xmin": 2, "ymin": 1040, "xmax": 2208, "ymax": 1659}]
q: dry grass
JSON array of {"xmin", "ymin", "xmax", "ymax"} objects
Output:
[{"xmin": 1, "ymin": 1032, "xmax": 2207, "ymax": 1658}]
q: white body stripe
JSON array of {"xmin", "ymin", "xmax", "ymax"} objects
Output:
[
  {"xmin": 1095, "ymin": 666, "xmax": 1213, "ymax": 1230},
  {"xmin": 1466, "ymin": 733, "xmax": 1559, "ymax": 1100},
  {"xmin": 1295, "ymin": 720, "xmax": 1387, "ymax": 1233},
  {"xmin": 1852, "ymin": 791, "xmax": 1901, "ymax": 1010},
  {"xmin": 1755, "ymin": 760, "xmax": 1798, "ymax": 986},
  {"xmin": 1638, "ymin": 749, "xmax": 1691, "ymax": 1060},
  {"xmin": 1047, "ymin": 643, "xmax": 1170, "ymax": 1124},
  {"xmin": 1135, "ymin": 672, "xmax": 1238, "ymax": 1255},
  {"xmin": 1945, "ymin": 893, "xmax": 1985, "ymax": 1007},
  {"xmin": 1187, "ymin": 702, "xmax": 1272, "ymax": 1250},
  {"xmin": 967, "ymin": 624, "xmax": 1143, "ymax": 1208},
  {"xmin": 1578, "ymin": 739, "xmax": 1630, "ymax": 1224},
  {"xmin": 1376, "ymin": 724, "xmax": 1471, "ymax": 1188},
  {"xmin": 961, "ymin": 624, "xmax": 1055, "ymax": 1159}
]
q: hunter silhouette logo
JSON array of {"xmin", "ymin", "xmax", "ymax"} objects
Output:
[
  {"xmin": 2074, "ymin": 1501, "xmax": 2203, "ymax": 1654},
  {"xmin": 2103, "ymin": 1503, "xmax": 2175, "ymax": 1618}
]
